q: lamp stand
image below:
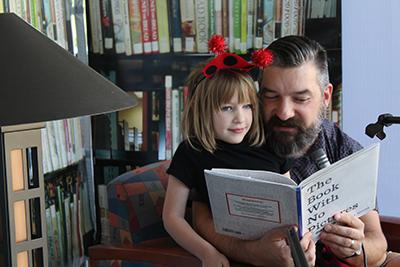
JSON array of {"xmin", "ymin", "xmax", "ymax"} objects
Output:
[{"xmin": 0, "ymin": 123, "xmax": 48, "ymax": 267}]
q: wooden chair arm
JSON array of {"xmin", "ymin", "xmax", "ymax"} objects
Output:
[
  {"xmin": 88, "ymin": 238, "xmax": 253, "ymax": 267},
  {"xmin": 380, "ymin": 215, "xmax": 400, "ymax": 252},
  {"xmin": 88, "ymin": 238, "xmax": 201, "ymax": 267}
]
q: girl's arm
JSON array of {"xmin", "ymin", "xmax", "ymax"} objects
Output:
[{"xmin": 162, "ymin": 175, "xmax": 230, "ymax": 267}]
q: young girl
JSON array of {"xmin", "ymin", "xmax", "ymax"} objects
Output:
[{"xmin": 163, "ymin": 37, "xmax": 290, "ymax": 267}]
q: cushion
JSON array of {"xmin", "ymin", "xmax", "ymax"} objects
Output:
[{"xmin": 107, "ymin": 160, "xmax": 171, "ymax": 244}]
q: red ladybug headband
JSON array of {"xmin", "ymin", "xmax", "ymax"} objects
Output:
[{"xmin": 202, "ymin": 35, "xmax": 274, "ymax": 78}]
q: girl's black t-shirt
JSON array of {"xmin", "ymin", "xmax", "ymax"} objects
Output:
[{"xmin": 167, "ymin": 139, "xmax": 291, "ymax": 203}]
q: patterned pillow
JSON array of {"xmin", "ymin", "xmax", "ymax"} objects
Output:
[{"xmin": 107, "ymin": 160, "xmax": 171, "ymax": 244}]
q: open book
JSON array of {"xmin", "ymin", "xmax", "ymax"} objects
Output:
[{"xmin": 205, "ymin": 143, "xmax": 380, "ymax": 241}]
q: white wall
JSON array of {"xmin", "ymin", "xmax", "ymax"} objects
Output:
[{"xmin": 342, "ymin": 0, "xmax": 400, "ymax": 216}]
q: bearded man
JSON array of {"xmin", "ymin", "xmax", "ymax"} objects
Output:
[{"xmin": 192, "ymin": 35, "xmax": 388, "ymax": 267}]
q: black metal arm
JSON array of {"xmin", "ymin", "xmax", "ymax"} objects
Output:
[{"xmin": 365, "ymin": 113, "xmax": 400, "ymax": 140}]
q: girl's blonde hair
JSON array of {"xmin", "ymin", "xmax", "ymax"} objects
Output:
[{"xmin": 182, "ymin": 62, "xmax": 265, "ymax": 153}]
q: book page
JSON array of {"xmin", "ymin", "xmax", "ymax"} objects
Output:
[
  {"xmin": 205, "ymin": 170, "xmax": 299, "ymax": 239},
  {"xmin": 210, "ymin": 168, "xmax": 297, "ymax": 186},
  {"xmin": 299, "ymin": 144, "xmax": 379, "ymax": 240}
]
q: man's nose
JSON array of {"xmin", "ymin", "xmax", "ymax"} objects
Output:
[{"xmin": 275, "ymin": 100, "xmax": 295, "ymax": 121}]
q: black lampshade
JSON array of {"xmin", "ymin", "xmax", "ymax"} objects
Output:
[{"xmin": 0, "ymin": 13, "xmax": 135, "ymax": 127}]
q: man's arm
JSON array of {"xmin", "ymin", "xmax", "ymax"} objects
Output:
[
  {"xmin": 192, "ymin": 201, "xmax": 316, "ymax": 267},
  {"xmin": 319, "ymin": 210, "xmax": 387, "ymax": 267}
]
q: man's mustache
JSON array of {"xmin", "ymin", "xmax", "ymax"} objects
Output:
[{"xmin": 267, "ymin": 116, "xmax": 304, "ymax": 130}]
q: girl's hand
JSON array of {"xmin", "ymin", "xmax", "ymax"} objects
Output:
[{"xmin": 201, "ymin": 247, "xmax": 230, "ymax": 267}]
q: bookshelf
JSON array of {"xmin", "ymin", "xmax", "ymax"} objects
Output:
[
  {"xmin": 0, "ymin": 2, "xmax": 96, "ymax": 267},
  {"xmin": 86, "ymin": 0, "xmax": 342, "ymax": 251}
]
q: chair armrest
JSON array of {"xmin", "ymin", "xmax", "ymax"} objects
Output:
[
  {"xmin": 380, "ymin": 215, "xmax": 400, "ymax": 252},
  {"xmin": 89, "ymin": 237, "xmax": 255, "ymax": 267},
  {"xmin": 89, "ymin": 238, "xmax": 201, "ymax": 267}
]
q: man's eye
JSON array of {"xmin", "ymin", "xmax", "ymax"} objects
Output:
[
  {"xmin": 263, "ymin": 94, "xmax": 278, "ymax": 100},
  {"xmin": 295, "ymin": 98, "xmax": 310, "ymax": 103},
  {"xmin": 221, "ymin": 106, "xmax": 233, "ymax": 112}
]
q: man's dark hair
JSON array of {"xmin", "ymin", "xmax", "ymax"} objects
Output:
[{"xmin": 265, "ymin": 35, "xmax": 330, "ymax": 91}]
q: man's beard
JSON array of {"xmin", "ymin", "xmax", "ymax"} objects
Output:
[{"xmin": 265, "ymin": 107, "xmax": 325, "ymax": 158}]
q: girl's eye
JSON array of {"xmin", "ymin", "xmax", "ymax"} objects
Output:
[
  {"xmin": 221, "ymin": 106, "xmax": 233, "ymax": 112},
  {"xmin": 243, "ymin": 104, "xmax": 253, "ymax": 109}
]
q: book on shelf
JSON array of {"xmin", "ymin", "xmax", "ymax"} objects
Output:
[
  {"xmin": 169, "ymin": 0, "xmax": 182, "ymax": 52},
  {"xmin": 110, "ymin": 0, "xmax": 125, "ymax": 54},
  {"xmin": 205, "ymin": 143, "xmax": 380, "ymax": 241},
  {"xmin": 164, "ymin": 75, "xmax": 172, "ymax": 160},
  {"xmin": 99, "ymin": 0, "xmax": 114, "ymax": 50},
  {"xmin": 139, "ymin": 0, "xmax": 152, "ymax": 53},
  {"xmin": 179, "ymin": 0, "xmax": 195, "ymax": 52},
  {"xmin": 128, "ymin": 0, "xmax": 143, "ymax": 54},
  {"xmin": 194, "ymin": 0, "xmax": 208, "ymax": 53},
  {"xmin": 122, "ymin": 0, "xmax": 133, "ymax": 55},
  {"xmin": 148, "ymin": 0, "xmax": 159, "ymax": 53},
  {"xmin": 156, "ymin": 0, "xmax": 170, "ymax": 53}
]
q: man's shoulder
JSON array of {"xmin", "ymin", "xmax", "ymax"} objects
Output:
[{"xmin": 319, "ymin": 119, "xmax": 363, "ymax": 161}]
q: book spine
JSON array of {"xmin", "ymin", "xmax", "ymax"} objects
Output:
[
  {"xmin": 129, "ymin": 0, "xmax": 143, "ymax": 54},
  {"xmin": 180, "ymin": 0, "xmax": 195, "ymax": 52},
  {"xmin": 296, "ymin": 187, "xmax": 303, "ymax": 237},
  {"xmin": 165, "ymin": 76, "xmax": 172, "ymax": 160},
  {"xmin": 139, "ymin": 0, "xmax": 152, "ymax": 53},
  {"xmin": 171, "ymin": 88, "xmax": 181, "ymax": 155},
  {"xmin": 64, "ymin": 0, "xmax": 74, "ymax": 53},
  {"xmin": 246, "ymin": 0, "xmax": 253, "ymax": 49},
  {"xmin": 122, "ymin": 0, "xmax": 133, "ymax": 55},
  {"xmin": 88, "ymin": 0, "xmax": 101, "ymax": 53},
  {"xmin": 232, "ymin": 0, "xmax": 241, "ymax": 53},
  {"xmin": 170, "ymin": 0, "xmax": 182, "ymax": 52},
  {"xmin": 221, "ymin": 0, "xmax": 229, "ymax": 44},
  {"xmin": 263, "ymin": 0, "xmax": 275, "ymax": 46},
  {"xmin": 110, "ymin": 0, "xmax": 126, "ymax": 53},
  {"xmin": 148, "ymin": 0, "xmax": 159, "ymax": 53},
  {"xmin": 214, "ymin": 0, "xmax": 222, "ymax": 35},
  {"xmin": 253, "ymin": 0, "xmax": 263, "ymax": 49},
  {"xmin": 156, "ymin": 0, "xmax": 170, "ymax": 53},
  {"xmin": 208, "ymin": 0, "xmax": 215, "ymax": 37},
  {"xmin": 274, "ymin": 0, "xmax": 282, "ymax": 39},
  {"xmin": 195, "ymin": 0, "xmax": 208, "ymax": 53},
  {"xmin": 99, "ymin": 0, "xmax": 114, "ymax": 50},
  {"xmin": 240, "ymin": 0, "xmax": 247, "ymax": 53},
  {"xmin": 281, "ymin": 0, "xmax": 291, "ymax": 37}
]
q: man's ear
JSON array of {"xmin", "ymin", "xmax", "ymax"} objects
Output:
[{"xmin": 323, "ymin": 83, "xmax": 333, "ymax": 107}]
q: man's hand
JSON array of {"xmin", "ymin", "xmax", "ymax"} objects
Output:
[
  {"xmin": 193, "ymin": 201, "xmax": 317, "ymax": 267},
  {"xmin": 319, "ymin": 212, "xmax": 365, "ymax": 258},
  {"xmin": 319, "ymin": 211, "xmax": 387, "ymax": 266}
]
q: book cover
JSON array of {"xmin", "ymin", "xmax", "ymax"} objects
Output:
[
  {"xmin": 253, "ymin": 0, "xmax": 263, "ymax": 48},
  {"xmin": 205, "ymin": 143, "xmax": 380, "ymax": 241}
]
